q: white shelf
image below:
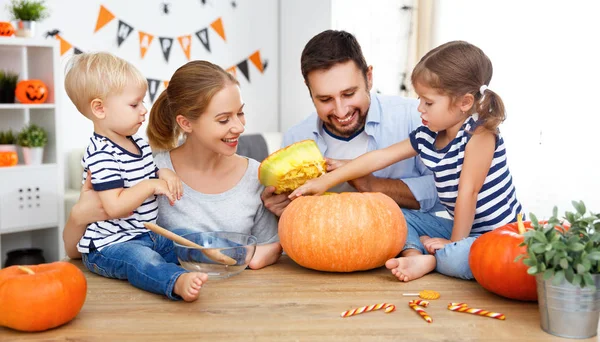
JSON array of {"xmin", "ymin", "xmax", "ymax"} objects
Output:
[
  {"xmin": 0, "ymin": 163, "xmax": 58, "ymax": 172},
  {"xmin": 0, "ymin": 104, "xmax": 56, "ymax": 109},
  {"xmin": 0, "ymin": 37, "xmax": 58, "ymax": 48}
]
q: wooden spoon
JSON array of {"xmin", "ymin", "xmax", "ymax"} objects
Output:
[{"xmin": 144, "ymin": 222, "xmax": 237, "ymax": 266}]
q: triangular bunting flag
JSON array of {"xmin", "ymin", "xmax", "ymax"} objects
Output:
[
  {"xmin": 55, "ymin": 34, "xmax": 72, "ymax": 56},
  {"xmin": 195, "ymin": 28, "xmax": 210, "ymax": 52},
  {"xmin": 147, "ymin": 78, "xmax": 161, "ymax": 103},
  {"xmin": 94, "ymin": 5, "xmax": 115, "ymax": 33},
  {"xmin": 138, "ymin": 31, "xmax": 155, "ymax": 59},
  {"xmin": 248, "ymin": 50, "xmax": 264, "ymax": 73},
  {"xmin": 210, "ymin": 17, "xmax": 226, "ymax": 41},
  {"xmin": 116, "ymin": 20, "xmax": 134, "ymax": 47},
  {"xmin": 236, "ymin": 60, "xmax": 249, "ymax": 82},
  {"xmin": 73, "ymin": 47, "xmax": 83, "ymax": 55},
  {"xmin": 158, "ymin": 37, "xmax": 174, "ymax": 62},
  {"xmin": 177, "ymin": 35, "xmax": 192, "ymax": 60},
  {"xmin": 225, "ymin": 66, "xmax": 237, "ymax": 78},
  {"xmin": 163, "ymin": 80, "xmax": 169, "ymax": 89}
]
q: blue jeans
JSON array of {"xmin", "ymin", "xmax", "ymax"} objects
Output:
[
  {"xmin": 82, "ymin": 229, "xmax": 190, "ymax": 301},
  {"xmin": 401, "ymin": 209, "xmax": 479, "ymax": 280}
]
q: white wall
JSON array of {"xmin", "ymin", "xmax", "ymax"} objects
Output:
[
  {"xmin": 279, "ymin": 0, "xmax": 331, "ymax": 133},
  {"xmin": 0, "ymin": 0, "xmax": 278, "ymax": 177},
  {"xmin": 432, "ymin": 0, "xmax": 600, "ymax": 217}
]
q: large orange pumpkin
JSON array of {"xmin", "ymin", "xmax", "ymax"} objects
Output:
[
  {"xmin": 469, "ymin": 220, "xmax": 538, "ymax": 301},
  {"xmin": 15, "ymin": 80, "xmax": 49, "ymax": 104},
  {"xmin": 0, "ymin": 22, "xmax": 14, "ymax": 37},
  {"xmin": 279, "ymin": 192, "xmax": 406, "ymax": 272},
  {"xmin": 0, "ymin": 262, "xmax": 87, "ymax": 332}
]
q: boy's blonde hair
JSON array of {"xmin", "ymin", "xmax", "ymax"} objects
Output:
[{"xmin": 64, "ymin": 52, "xmax": 147, "ymax": 116}]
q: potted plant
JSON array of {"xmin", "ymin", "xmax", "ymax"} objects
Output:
[
  {"xmin": 519, "ymin": 201, "xmax": 600, "ymax": 339},
  {"xmin": 0, "ymin": 129, "xmax": 19, "ymax": 166},
  {"xmin": 17, "ymin": 123, "xmax": 47, "ymax": 165},
  {"xmin": 6, "ymin": 0, "xmax": 50, "ymax": 37},
  {"xmin": 0, "ymin": 70, "xmax": 19, "ymax": 103}
]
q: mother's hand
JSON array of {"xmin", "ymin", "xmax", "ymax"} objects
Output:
[{"xmin": 260, "ymin": 186, "xmax": 291, "ymax": 217}]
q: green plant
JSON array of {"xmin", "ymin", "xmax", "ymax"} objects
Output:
[
  {"xmin": 7, "ymin": 0, "xmax": 49, "ymax": 21},
  {"xmin": 0, "ymin": 130, "xmax": 17, "ymax": 145},
  {"xmin": 517, "ymin": 201, "xmax": 600, "ymax": 289},
  {"xmin": 0, "ymin": 70, "xmax": 19, "ymax": 91},
  {"xmin": 17, "ymin": 124, "xmax": 47, "ymax": 147}
]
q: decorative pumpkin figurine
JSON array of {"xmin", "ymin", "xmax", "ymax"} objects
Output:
[
  {"xmin": 279, "ymin": 192, "xmax": 406, "ymax": 272},
  {"xmin": 0, "ymin": 262, "xmax": 87, "ymax": 332},
  {"xmin": 258, "ymin": 140, "xmax": 326, "ymax": 194},
  {"xmin": 0, "ymin": 22, "xmax": 15, "ymax": 37},
  {"xmin": 0, "ymin": 151, "xmax": 18, "ymax": 167},
  {"xmin": 469, "ymin": 215, "xmax": 538, "ymax": 301},
  {"xmin": 15, "ymin": 79, "xmax": 49, "ymax": 104}
]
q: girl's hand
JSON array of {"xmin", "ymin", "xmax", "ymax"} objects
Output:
[
  {"xmin": 158, "ymin": 168, "xmax": 183, "ymax": 200},
  {"xmin": 420, "ymin": 236, "xmax": 452, "ymax": 254},
  {"xmin": 288, "ymin": 178, "xmax": 328, "ymax": 199}
]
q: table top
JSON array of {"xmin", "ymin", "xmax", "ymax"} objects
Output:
[{"xmin": 1, "ymin": 256, "xmax": 597, "ymax": 341}]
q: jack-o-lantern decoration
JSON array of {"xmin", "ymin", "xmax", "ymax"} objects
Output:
[
  {"xmin": 15, "ymin": 80, "xmax": 48, "ymax": 104},
  {"xmin": 0, "ymin": 22, "xmax": 15, "ymax": 37}
]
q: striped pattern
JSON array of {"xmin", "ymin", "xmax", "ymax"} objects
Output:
[
  {"xmin": 340, "ymin": 303, "xmax": 396, "ymax": 318},
  {"xmin": 77, "ymin": 133, "xmax": 159, "ymax": 253},
  {"xmin": 409, "ymin": 117, "xmax": 523, "ymax": 234},
  {"xmin": 447, "ymin": 303, "xmax": 506, "ymax": 320}
]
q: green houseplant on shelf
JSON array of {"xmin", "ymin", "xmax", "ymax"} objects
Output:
[
  {"xmin": 0, "ymin": 70, "xmax": 19, "ymax": 104},
  {"xmin": 518, "ymin": 200, "xmax": 600, "ymax": 339},
  {"xmin": 17, "ymin": 123, "xmax": 47, "ymax": 165},
  {"xmin": 6, "ymin": 0, "xmax": 50, "ymax": 37}
]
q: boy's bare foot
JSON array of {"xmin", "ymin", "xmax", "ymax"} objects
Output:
[
  {"xmin": 385, "ymin": 255, "xmax": 436, "ymax": 282},
  {"xmin": 174, "ymin": 272, "xmax": 208, "ymax": 302}
]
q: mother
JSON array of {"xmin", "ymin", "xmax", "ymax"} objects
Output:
[{"xmin": 63, "ymin": 61, "xmax": 282, "ymax": 270}]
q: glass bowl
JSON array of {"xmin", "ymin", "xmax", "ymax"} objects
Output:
[{"xmin": 175, "ymin": 231, "xmax": 257, "ymax": 279}]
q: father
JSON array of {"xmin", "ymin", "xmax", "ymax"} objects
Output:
[{"xmin": 261, "ymin": 30, "xmax": 448, "ymax": 281}]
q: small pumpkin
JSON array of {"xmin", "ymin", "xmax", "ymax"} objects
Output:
[
  {"xmin": 259, "ymin": 140, "xmax": 326, "ymax": 194},
  {"xmin": 468, "ymin": 216, "xmax": 566, "ymax": 301},
  {"xmin": 0, "ymin": 22, "xmax": 15, "ymax": 37},
  {"xmin": 0, "ymin": 262, "xmax": 87, "ymax": 332},
  {"xmin": 15, "ymin": 80, "xmax": 49, "ymax": 104},
  {"xmin": 279, "ymin": 192, "xmax": 406, "ymax": 272},
  {"xmin": 0, "ymin": 151, "xmax": 18, "ymax": 167}
]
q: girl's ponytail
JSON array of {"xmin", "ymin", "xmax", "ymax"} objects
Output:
[
  {"xmin": 476, "ymin": 87, "xmax": 506, "ymax": 133},
  {"xmin": 147, "ymin": 90, "xmax": 179, "ymax": 151}
]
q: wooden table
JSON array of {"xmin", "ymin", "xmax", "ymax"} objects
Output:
[{"xmin": 1, "ymin": 256, "xmax": 597, "ymax": 341}]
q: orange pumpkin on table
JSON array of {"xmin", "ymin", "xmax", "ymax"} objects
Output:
[
  {"xmin": 469, "ymin": 216, "xmax": 565, "ymax": 301},
  {"xmin": 15, "ymin": 80, "xmax": 49, "ymax": 104},
  {"xmin": 0, "ymin": 262, "xmax": 87, "ymax": 332},
  {"xmin": 0, "ymin": 22, "xmax": 15, "ymax": 37},
  {"xmin": 279, "ymin": 192, "xmax": 407, "ymax": 272}
]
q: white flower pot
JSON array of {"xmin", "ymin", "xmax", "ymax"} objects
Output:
[
  {"xmin": 21, "ymin": 146, "xmax": 44, "ymax": 165},
  {"xmin": 14, "ymin": 20, "xmax": 36, "ymax": 38}
]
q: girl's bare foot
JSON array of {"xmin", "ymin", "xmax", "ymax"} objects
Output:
[
  {"xmin": 385, "ymin": 255, "xmax": 436, "ymax": 282},
  {"xmin": 174, "ymin": 272, "xmax": 208, "ymax": 302}
]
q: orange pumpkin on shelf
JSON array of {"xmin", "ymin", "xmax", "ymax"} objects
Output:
[
  {"xmin": 0, "ymin": 151, "xmax": 18, "ymax": 167},
  {"xmin": 279, "ymin": 192, "xmax": 406, "ymax": 272},
  {"xmin": 0, "ymin": 262, "xmax": 87, "ymax": 332},
  {"xmin": 468, "ymin": 216, "xmax": 564, "ymax": 301},
  {"xmin": 15, "ymin": 79, "xmax": 49, "ymax": 104},
  {"xmin": 0, "ymin": 22, "xmax": 15, "ymax": 37}
]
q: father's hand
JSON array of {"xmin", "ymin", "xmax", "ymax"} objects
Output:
[
  {"xmin": 325, "ymin": 158, "xmax": 375, "ymax": 192},
  {"xmin": 261, "ymin": 186, "xmax": 291, "ymax": 217}
]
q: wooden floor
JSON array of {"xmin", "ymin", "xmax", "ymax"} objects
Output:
[{"xmin": 1, "ymin": 256, "xmax": 598, "ymax": 341}]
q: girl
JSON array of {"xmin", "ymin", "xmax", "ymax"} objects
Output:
[
  {"xmin": 290, "ymin": 41, "xmax": 524, "ymax": 282},
  {"xmin": 64, "ymin": 61, "xmax": 282, "ymax": 297}
]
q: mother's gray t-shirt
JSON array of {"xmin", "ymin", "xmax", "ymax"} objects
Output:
[{"xmin": 154, "ymin": 152, "xmax": 279, "ymax": 244}]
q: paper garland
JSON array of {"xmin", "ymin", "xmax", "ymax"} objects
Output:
[{"xmin": 94, "ymin": 5, "xmax": 226, "ymax": 61}]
